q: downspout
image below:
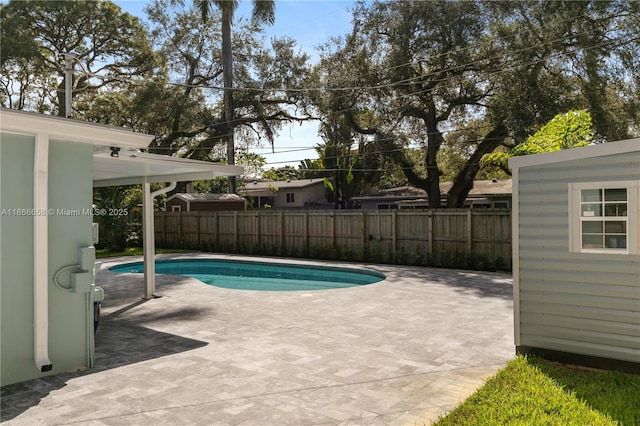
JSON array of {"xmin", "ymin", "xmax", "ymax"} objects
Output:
[
  {"xmin": 143, "ymin": 181, "xmax": 176, "ymax": 299},
  {"xmin": 34, "ymin": 133, "xmax": 53, "ymax": 372}
]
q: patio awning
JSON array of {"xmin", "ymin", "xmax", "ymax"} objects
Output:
[
  {"xmin": 92, "ymin": 150, "xmax": 244, "ymax": 300},
  {"xmin": 93, "ymin": 151, "xmax": 244, "ymax": 187}
]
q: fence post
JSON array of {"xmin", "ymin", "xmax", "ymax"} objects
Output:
[
  {"xmin": 196, "ymin": 212, "xmax": 201, "ymax": 247},
  {"xmin": 361, "ymin": 211, "xmax": 366, "ymax": 250},
  {"xmin": 256, "ymin": 211, "xmax": 261, "ymax": 248},
  {"xmin": 304, "ymin": 211, "xmax": 309, "ymax": 252},
  {"xmin": 279, "ymin": 211, "xmax": 284, "ymax": 250},
  {"xmin": 215, "ymin": 212, "xmax": 219, "ymax": 245},
  {"xmin": 178, "ymin": 212, "xmax": 182, "ymax": 241},
  {"xmin": 234, "ymin": 211, "xmax": 238, "ymax": 250},
  {"xmin": 331, "ymin": 213, "xmax": 336, "ymax": 249},
  {"xmin": 392, "ymin": 211, "xmax": 397, "ymax": 252},
  {"xmin": 428, "ymin": 210, "xmax": 433, "ymax": 253},
  {"xmin": 467, "ymin": 209, "xmax": 473, "ymax": 251},
  {"xmin": 163, "ymin": 211, "xmax": 167, "ymax": 243}
]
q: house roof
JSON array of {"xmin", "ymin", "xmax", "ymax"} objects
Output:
[
  {"xmin": 353, "ymin": 179, "xmax": 512, "ymax": 201},
  {"xmin": 243, "ymin": 179, "xmax": 324, "ymax": 191},
  {"xmin": 93, "ymin": 152, "xmax": 244, "ymax": 187},
  {"xmin": 509, "ymin": 138, "xmax": 640, "ymax": 169},
  {"xmin": 1, "ymin": 108, "xmax": 152, "ymax": 149},
  {"xmin": 166, "ymin": 193, "xmax": 245, "ymax": 202}
]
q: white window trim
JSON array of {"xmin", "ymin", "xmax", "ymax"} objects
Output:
[
  {"xmin": 568, "ymin": 181, "xmax": 639, "ymax": 255},
  {"xmin": 171, "ymin": 205, "xmax": 182, "ymax": 212}
]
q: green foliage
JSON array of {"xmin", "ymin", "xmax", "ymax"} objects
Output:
[
  {"xmin": 297, "ymin": 159, "xmax": 327, "ymax": 180},
  {"xmin": 315, "ymin": 0, "xmax": 639, "ymax": 207},
  {"xmin": 511, "ymin": 110, "xmax": 593, "ymax": 156},
  {"xmin": 236, "ymin": 151, "xmax": 266, "ymax": 179},
  {"xmin": 323, "ymin": 178, "xmax": 334, "ymax": 192},
  {"xmin": 1, "ymin": 0, "xmax": 155, "ymax": 115},
  {"xmin": 93, "ymin": 186, "xmax": 142, "ymax": 253},
  {"xmin": 261, "ymin": 166, "xmax": 299, "ymax": 181},
  {"xmin": 482, "ymin": 110, "xmax": 594, "ymax": 175},
  {"xmin": 434, "ymin": 356, "xmax": 640, "ymax": 426},
  {"xmin": 154, "ymin": 233, "xmax": 510, "ymax": 273},
  {"xmin": 191, "ymin": 178, "xmax": 229, "ymax": 194},
  {"xmin": 479, "ymin": 152, "xmax": 511, "ymax": 178}
]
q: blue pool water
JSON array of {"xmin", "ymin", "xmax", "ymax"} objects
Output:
[{"xmin": 109, "ymin": 259, "xmax": 385, "ymax": 291}]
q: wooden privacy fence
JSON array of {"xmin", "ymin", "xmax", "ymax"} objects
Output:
[{"xmin": 155, "ymin": 209, "xmax": 512, "ymax": 269}]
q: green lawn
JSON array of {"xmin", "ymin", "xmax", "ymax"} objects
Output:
[
  {"xmin": 434, "ymin": 356, "xmax": 640, "ymax": 426},
  {"xmin": 95, "ymin": 247, "xmax": 197, "ymax": 259}
]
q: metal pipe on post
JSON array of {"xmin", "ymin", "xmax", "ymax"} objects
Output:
[{"xmin": 64, "ymin": 52, "xmax": 78, "ymax": 118}]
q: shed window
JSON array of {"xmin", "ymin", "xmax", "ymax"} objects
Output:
[
  {"xmin": 570, "ymin": 181, "xmax": 639, "ymax": 254},
  {"xmin": 286, "ymin": 193, "xmax": 295, "ymax": 203},
  {"xmin": 172, "ymin": 205, "xmax": 181, "ymax": 212}
]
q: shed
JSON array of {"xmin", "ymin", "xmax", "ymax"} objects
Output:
[
  {"xmin": 1, "ymin": 109, "xmax": 242, "ymax": 385},
  {"xmin": 509, "ymin": 138, "xmax": 640, "ymax": 373},
  {"xmin": 165, "ymin": 193, "xmax": 246, "ymax": 212}
]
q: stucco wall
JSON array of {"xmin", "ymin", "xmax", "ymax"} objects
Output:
[
  {"xmin": 1, "ymin": 133, "xmax": 94, "ymax": 385},
  {"xmin": 273, "ymin": 186, "xmax": 326, "ymax": 208},
  {"xmin": 1, "ymin": 133, "xmax": 35, "ymax": 385}
]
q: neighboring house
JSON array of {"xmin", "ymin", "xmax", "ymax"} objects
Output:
[
  {"xmin": 510, "ymin": 138, "xmax": 640, "ymax": 373},
  {"xmin": 165, "ymin": 193, "xmax": 246, "ymax": 212},
  {"xmin": 353, "ymin": 179, "xmax": 512, "ymax": 210},
  {"xmin": 1, "ymin": 109, "xmax": 242, "ymax": 385},
  {"xmin": 242, "ymin": 179, "xmax": 329, "ymax": 209}
]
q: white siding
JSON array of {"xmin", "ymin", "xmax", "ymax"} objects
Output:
[{"xmin": 516, "ymin": 151, "xmax": 640, "ymax": 363}]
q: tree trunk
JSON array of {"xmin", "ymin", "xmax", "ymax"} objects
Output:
[
  {"xmin": 426, "ymin": 133, "xmax": 442, "ymax": 208},
  {"xmin": 425, "ymin": 109, "xmax": 443, "ymax": 208},
  {"xmin": 447, "ymin": 124, "xmax": 508, "ymax": 208},
  {"xmin": 222, "ymin": 3, "xmax": 236, "ymax": 193}
]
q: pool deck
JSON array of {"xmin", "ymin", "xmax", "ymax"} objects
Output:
[{"xmin": 1, "ymin": 254, "xmax": 514, "ymax": 425}]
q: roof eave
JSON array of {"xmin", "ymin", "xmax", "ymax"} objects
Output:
[
  {"xmin": 1, "ymin": 108, "xmax": 153, "ymax": 149},
  {"xmin": 509, "ymin": 138, "xmax": 640, "ymax": 170},
  {"xmin": 93, "ymin": 151, "xmax": 244, "ymax": 187}
]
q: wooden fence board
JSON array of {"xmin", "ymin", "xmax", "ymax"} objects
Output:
[{"xmin": 155, "ymin": 209, "xmax": 512, "ymax": 266}]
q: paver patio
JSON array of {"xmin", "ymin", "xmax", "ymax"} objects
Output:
[{"xmin": 1, "ymin": 254, "xmax": 514, "ymax": 425}]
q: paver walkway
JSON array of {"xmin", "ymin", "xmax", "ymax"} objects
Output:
[{"xmin": 1, "ymin": 254, "xmax": 514, "ymax": 425}]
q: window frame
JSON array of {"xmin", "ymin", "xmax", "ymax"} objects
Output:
[
  {"xmin": 569, "ymin": 181, "xmax": 639, "ymax": 255},
  {"xmin": 285, "ymin": 192, "xmax": 295, "ymax": 204}
]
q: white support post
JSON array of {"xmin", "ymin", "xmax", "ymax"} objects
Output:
[
  {"xmin": 142, "ymin": 181, "xmax": 176, "ymax": 299},
  {"xmin": 142, "ymin": 177, "xmax": 155, "ymax": 299}
]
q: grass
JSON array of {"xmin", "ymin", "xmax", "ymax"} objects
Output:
[
  {"xmin": 434, "ymin": 356, "xmax": 640, "ymax": 426},
  {"xmin": 95, "ymin": 247, "xmax": 197, "ymax": 259}
]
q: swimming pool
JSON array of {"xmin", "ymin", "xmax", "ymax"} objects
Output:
[{"xmin": 109, "ymin": 259, "xmax": 386, "ymax": 291}]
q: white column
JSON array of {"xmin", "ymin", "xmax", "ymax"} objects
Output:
[{"xmin": 142, "ymin": 177, "xmax": 155, "ymax": 299}]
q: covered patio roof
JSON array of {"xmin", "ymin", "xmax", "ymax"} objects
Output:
[
  {"xmin": 92, "ymin": 151, "xmax": 244, "ymax": 300},
  {"xmin": 93, "ymin": 150, "xmax": 244, "ymax": 299},
  {"xmin": 93, "ymin": 151, "xmax": 243, "ymax": 187}
]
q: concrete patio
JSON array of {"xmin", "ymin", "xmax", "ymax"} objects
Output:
[{"xmin": 1, "ymin": 254, "xmax": 514, "ymax": 425}]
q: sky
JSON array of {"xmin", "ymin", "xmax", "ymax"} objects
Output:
[{"xmin": 114, "ymin": 0, "xmax": 357, "ymax": 170}]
